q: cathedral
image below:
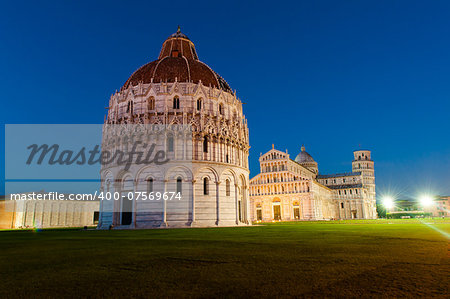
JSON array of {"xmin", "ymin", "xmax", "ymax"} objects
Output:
[
  {"xmin": 98, "ymin": 28, "xmax": 251, "ymax": 229},
  {"xmin": 249, "ymin": 146, "xmax": 377, "ymax": 221}
]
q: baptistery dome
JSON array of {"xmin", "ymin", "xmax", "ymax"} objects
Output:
[{"xmin": 123, "ymin": 27, "xmax": 232, "ymax": 92}]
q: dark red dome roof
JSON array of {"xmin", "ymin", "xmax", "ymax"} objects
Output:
[{"xmin": 123, "ymin": 27, "xmax": 232, "ymax": 92}]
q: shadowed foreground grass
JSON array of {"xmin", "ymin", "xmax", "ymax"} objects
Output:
[{"xmin": 0, "ymin": 221, "xmax": 449, "ymax": 298}]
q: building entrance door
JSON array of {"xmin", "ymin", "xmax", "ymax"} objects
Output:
[
  {"xmin": 273, "ymin": 205, "xmax": 281, "ymax": 220},
  {"xmin": 256, "ymin": 209, "xmax": 262, "ymax": 221},
  {"xmin": 121, "ymin": 195, "xmax": 132, "ymax": 225}
]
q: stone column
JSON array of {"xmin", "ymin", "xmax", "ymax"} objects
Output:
[
  {"xmin": 160, "ymin": 179, "xmax": 168, "ymax": 227},
  {"xmin": 219, "ymin": 140, "xmax": 223, "ymax": 162},
  {"xmin": 235, "ymin": 183, "xmax": 239, "ymax": 224},
  {"xmin": 345, "ymin": 200, "xmax": 349, "ymax": 219},
  {"xmin": 244, "ymin": 186, "xmax": 250, "ymax": 224},
  {"xmin": 132, "ymin": 179, "xmax": 137, "ymax": 229},
  {"xmin": 184, "ymin": 132, "xmax": 189, "ymax": 161},
  {"xmin": 361, "ymin": 200, "xmax": 365, "ymax": 219},
  {"xmin": 98, "ymin": 186, "xmax": 104, "ymax": 228},
  {"xmin": 190, "ymin": 179, "xmax": 196, "ymax": 226},
  {"xmin": 48, "ymin": 201, "xmax": 53, "ymax": 228},
  {"xmin": 215, "ymin": 181, "xmax": 221, "ymax": 225}
]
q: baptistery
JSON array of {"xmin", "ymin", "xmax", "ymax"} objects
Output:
[{"xmin": 98, "ymin": 28, "xmax": 250, "ymax": 229}]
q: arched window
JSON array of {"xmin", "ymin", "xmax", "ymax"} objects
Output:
[
  {"xmin": 218, "ymin": 103, "xmax": 223, "ymax": 115},
  {"xmin": 148, "ymin": 97, "xmax": 155, "ymax": 110},
  {"xmin": 147, "ymin": 178, "xmax": 153, "ymax": 193},
  {"xmin": 203, "ymin": 136, "xmax": 208, "ymax": 153},
  {"xmin": 226, "ymin": 179, "xmax": 230, "ymax": 196},
  {"xmin": 197, "ymin": 98, "xmax": 202, "ymax": 111},
  {"xmin": 173, "ymin": 96, "xmax": 180, "ymax": 109},
  {"xmin": 167, "ymin": 135, "xmax": 174, "ymax": 152},
  {"xmin": 203, "ymin": 177, "xmax": 209, "ymax": 195},
  {"xmin": 126, "ymin": 101, "xmax": 133, "ymax": 113},
  {"xmin": 176, "ymin": 177, "xmax": 182, "ymax": 194}
]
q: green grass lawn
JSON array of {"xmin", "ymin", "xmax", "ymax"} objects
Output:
[{"xmin": 1, "ymin": 220, "xmax": 449, "ymax": 298}]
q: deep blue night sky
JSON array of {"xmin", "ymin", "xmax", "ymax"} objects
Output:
[{"xmin": 1, "ymin": 1, "xmax": 449, "ymax": 198}]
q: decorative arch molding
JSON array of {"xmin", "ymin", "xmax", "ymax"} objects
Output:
[
  {"xmin": 101, "ymin": 170, "xmax": 114, "ymax": 189},
  {"xmin": 196, "ymin": 166, "xmax": 219, "ymax": 183},
  {"xmin": 165, "ymin": 165, "xmax": 194, "ymax": 181},
  {"xmin": 134, "ymin": 165, "xmax": 165, "ymax": 185},
  {"xmin": 220, "ymin": 168, "xmax": 238, "ymax": 184},
  {"xmin": 113, "ymin": 170, "xmax": 133, "ymax": 190},
  {"xmin": 239, "ymin": 174, "xmax": 248, "ymax": 188},
  {"xmin": 121, "ymin": 175, "xmax": 134, "ymax": 191}
]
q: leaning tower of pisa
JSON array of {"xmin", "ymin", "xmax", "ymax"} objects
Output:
[{"xmin": 352, "ymin": 150, "xmax": 377, "ymax": 218}]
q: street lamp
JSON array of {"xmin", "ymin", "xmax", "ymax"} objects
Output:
[
  {"xmin": 419, "ymin": 195, "xmax": 434, "ymax": 207},
  {"xmin": 382, "ymin": 196, "xmax": 394, "ymax": 209},
  {"xmin": 382, "ymin": 196, "xmax": 394, "ymax": 219}
]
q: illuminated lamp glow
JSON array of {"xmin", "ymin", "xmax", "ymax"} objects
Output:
[
  {"xmin": 382, "ymin": 196, "xmax": 394, "ymax": 209},
  {"xmin": 419, "ymin": 195, "xmax": 434, "ymax": 207}
]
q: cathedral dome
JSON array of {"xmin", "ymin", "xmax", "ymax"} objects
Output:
[
  {"xmin": 123, "ymin": 27, "xmax": 232, "ymax": 92},
  {"xmin": 295, "ymin": 146, "xmax": 315, "ymax": 163}
]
